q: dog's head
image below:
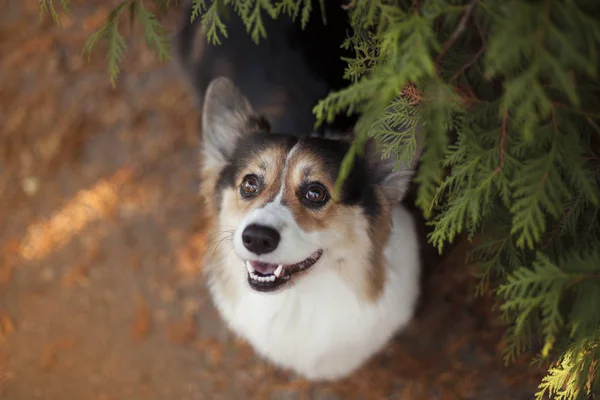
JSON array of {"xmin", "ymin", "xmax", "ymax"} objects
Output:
[{"xmin": 201, "ymin": 77, "xmax": 421, "ymax": 297}]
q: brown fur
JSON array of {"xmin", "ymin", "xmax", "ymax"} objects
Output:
[
  {"xmin": 233, "ymin": 144, "xmax": 288, "ymax": 211},
  {"xmin": 280, "ymin": 146, "xmax": 335, "ymax": 232},
  {"xmin": 365, "ymin": 190, "xmax": 392, "ymax": 300}
]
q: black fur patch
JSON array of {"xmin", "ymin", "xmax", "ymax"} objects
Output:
[{"xmin": 297, "ymin": 138, "xmax": 380, "ymax": 218}]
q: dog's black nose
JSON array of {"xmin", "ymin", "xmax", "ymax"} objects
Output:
[{"xmin": 242, "ymin": 224, "xmax": 280, "ymax": 255}]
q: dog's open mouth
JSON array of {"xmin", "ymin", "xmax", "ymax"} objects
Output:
[{"xmin": 245, "ymin": 250, "xmax": 323, "ymax": 292}]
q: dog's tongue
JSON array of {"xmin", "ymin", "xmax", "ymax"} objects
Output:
[{"xmin": 250, "ymin": 261, "xmax": 280, "ymax": 275}]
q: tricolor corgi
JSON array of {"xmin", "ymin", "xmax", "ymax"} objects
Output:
[
  {"xmin": 175, "ymin": 1, "xmax": 423, "ymax": 381},
  {"xmin": 197, "ymin": 77, "xmax": 422, "ymax": 381}
]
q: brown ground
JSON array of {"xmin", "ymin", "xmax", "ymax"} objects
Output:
[{"xmin": 0, "ymin": 1, "xmax": 545, "ymax": 399}]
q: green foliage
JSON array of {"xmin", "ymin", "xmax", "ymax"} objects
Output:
[
  {"xmin": 39, "ymin": 0, "xmax": 70, "ymax": 24},
  {"xmin": 39, "ymin": 0, "xmax": 600, "ymax": 398},
  {"xmin": 39, "ymin": 0, "xmax": 327, "ymax": 84},
  {"xmin": 44, "ymin": 0, "xmax": 173, "ymax": 86},
  {"xmin": 81, "ymin": 1, "xmax": 129, "ymax": 86}
]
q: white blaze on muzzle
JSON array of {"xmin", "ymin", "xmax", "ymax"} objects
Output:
[{"xmin": 233, "ymin": 201, "xmax": 321, "ymax": 266}]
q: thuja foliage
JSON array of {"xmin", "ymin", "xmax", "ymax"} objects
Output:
[{"xmin": 41, "ymin": 0, "xmax": 600, "ymax": 398}]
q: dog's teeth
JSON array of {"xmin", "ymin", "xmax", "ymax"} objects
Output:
[
  {"xmin": 246, "ymin": 261, "xmax": 255, "ymax": 274},
  {"xmin": 250, "ymin": 272, "xmax": 258, "ymax": 280},
  {"xmin": 274, "ymin": 265, "xmax": 283, "ymax": 278}
]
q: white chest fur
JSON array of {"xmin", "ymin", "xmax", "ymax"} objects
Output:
[{"xmin": 206, "ymin": 205, "xmax": 421, "ymax": 381}]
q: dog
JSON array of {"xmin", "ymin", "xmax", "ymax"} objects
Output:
[{"xmin": 175, "ymin": 2, "xmax": 423, "ymax": 381}]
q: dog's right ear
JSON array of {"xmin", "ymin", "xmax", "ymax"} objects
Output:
[{"xmin": 201, "ymin": 77, "xmax": 267, "ymax": 171}]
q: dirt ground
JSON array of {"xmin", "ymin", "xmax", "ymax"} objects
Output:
[{"xmin": 0, "ymin": 1, "xmax": 545, "ymax": 399}]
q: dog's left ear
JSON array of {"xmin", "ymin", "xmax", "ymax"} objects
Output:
[
  {"xmin": 201, "ymin": 77, "xmax": 269, "ymax": 171},
  {"xmin": 365, "ymin": 132, "xmax": 424, "ymax": 204}
]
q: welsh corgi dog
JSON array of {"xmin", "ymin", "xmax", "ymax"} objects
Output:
[
  {"xmin": 197, "ymin": 77, "xmax": 422, "ymax": 381},
  {"xmin": 175, "ymin": 1, "xmax": 423, "ymax": 382}
]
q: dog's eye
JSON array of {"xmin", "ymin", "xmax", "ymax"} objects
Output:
[
  {"xmin": 240, "ymin": 175, "xmax": 260, "ymax": 196},
  {"xmin": 304, "ymin": 184, "xmax": 328, "ymax": 204}
]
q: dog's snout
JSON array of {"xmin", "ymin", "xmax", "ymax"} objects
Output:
[{"xmin": 242, "ymin": 224, "xmax": 280, "ymax": 255}]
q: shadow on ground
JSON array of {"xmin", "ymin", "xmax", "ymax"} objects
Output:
[{"xmin": 0, "ymin": 1, "xmax": 544, "ymax": 399}]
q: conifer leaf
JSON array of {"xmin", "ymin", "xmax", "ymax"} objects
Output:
[
  {"xmin": 82, "ymin": 1, "xmax": 130, "ymax": 86},
  {"xmin": 60, "ymin": 0, "xmax": 71, "ymax": 16},
  {"xmin": 105, "ymin": 20, "xmax": 127, "ymax": 87},
  {"xmin": 510, "ymin": 128, "xmax": 572, "ymax": 249},
  {"xmin": 136, "ymin": 1, "xmax": 172, "ymax": 62},
  {"xmin": 277, "ymin": 0, "xmax": 301, "ymax": 20},
  {"xmin": 191, "ymin": 0, "xmax": 206, "ymax": 22},
  {"xmin": 39, "ymin": 0, "xmax": 62, "ymax": 24},
  {"xmin": 201, "ymin": 1, "xmax": 228, "ymax": 45}
]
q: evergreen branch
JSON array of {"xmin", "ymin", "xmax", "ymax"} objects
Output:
[
  {"xmin": 502, "ymin": 322, "xmax": 537, "ymax": 364},
  {"xmin": 82, "ymin": 1, "xmax": 130, "ymax": 86},
  {"xmin": 60, "ymin": 0, "xmax": 71, "ymax": 16},
  {"xmin": 553, "ymin": 102, "xmax": 600, "ymax": 120},
  {"xmin": 243, "ymin": 0, "xmax": 278, "ymax": 44},
  {"xmin": 105, "ymin": 20, "xmax": 127, "ymax": 87},
  {"xmin": 499, "ymin": 254, "xmax": 567, "ymax": 354},
  {"xmin": 510, "ymin": 126, "xmax": 573, "ymax": 249},
  {"xmin": 471, "ymin": 232, "xmax": 520, "ymax": 296},
  {"xmin": 435, "ymin": 0, "xmax": 479, "ymax": 65},
  {"xmin": 201, "ymin": 0, "xmax": 228, "ymax": 45},
  {"xmin": 191, "ymin": 0, "xmax": 206, "ymax": 22},
  {"xmin": 450, "ymin": 10, "xmax": 485, "ymax": 81},
  {"xmin": 586, "ymin": 117, "xmax": 600, "ymax": 136},
  {"xmin": 536, "ymin": 340, "xmax": 600, "ymax": 400},
  {"xmin": 495, "ymin": 111, "xmax": 507, "ymax": 173},
  {"xmin": 39, "ymin": 0, "xmax": 62, "ymax": 24},
  {"xmin": 135, "ymin": 0, "xmax": 172, "ymax": 62},
  {"xmin": 542, "ymin": 207, "xmax": 574, "ymax": 250},
  {"xmin": 300, "ymin": 0, "xmax": 312, "ymax": 29},
  {"xmin": 276, "ymin": 0, "xmax": 302, "ymax": 20}
]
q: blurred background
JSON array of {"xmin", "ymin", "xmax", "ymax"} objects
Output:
[{"xmin": 1, "ymin": 1, "xmax": 545, "ymax": 399}]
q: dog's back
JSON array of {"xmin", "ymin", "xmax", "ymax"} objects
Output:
[{"xmin": 174, "ymin": 1, "xmax": 356, "ymax": 136}]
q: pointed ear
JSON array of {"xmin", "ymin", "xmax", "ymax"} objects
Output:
[
  {"xmin": 201, "ymin": 77, "xmax": 269, "ymax": 170},
  {"xmin": 364, "ymin": 130, "xmax": 424, "ymax": 204}
]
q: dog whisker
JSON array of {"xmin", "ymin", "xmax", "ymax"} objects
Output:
[
  {"xmin": 206, "ymin": 232, "xmax": 234, "ymax": 257},
  {"xmin": 209, "ymin": 238, "xmax": 233, "ymax": 259},
  {"xmin": 207, "ymin": 229, "xmax": 235, "ymax": 239}
]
